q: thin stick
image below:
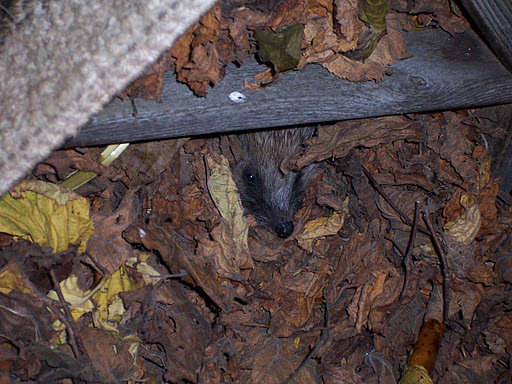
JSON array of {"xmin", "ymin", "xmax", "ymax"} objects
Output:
[
  {"xmin": 49, "ymin": 270, "xmax": 87, "ymax": 359},
  {"xmin": 398, "ymin": 201, "xmax": 421, "ymax": 305},
  {"xmin": 421, "ymin": 210, "xmax": 450, "ymax": 324}
]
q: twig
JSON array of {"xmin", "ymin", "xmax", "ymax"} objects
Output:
[
  {"xmin": 148, "ymin": 270, "xmax": 189, "ymax": 279},
  {"xmin": 362, "ymin": 165, "xmax": 429, "ymax": 235},
  {"xmin": 421, "ymin": 210, "xmax": 450, "ymax": 324},
  {"xmin": 398, "ymin": 201, "xmax": 421, "ymax": 305},
  {"xmin": 385, "ymin": 236, "xmax": 405, "ymax": 257},
  {"xmin": 49, "ymin": 270, "xmax": 87, "ymax": 359}
]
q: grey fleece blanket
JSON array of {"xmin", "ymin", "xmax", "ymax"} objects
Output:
[{"xmin": 0, "ymin": 0, "xmax": 217, "ymax": 196}]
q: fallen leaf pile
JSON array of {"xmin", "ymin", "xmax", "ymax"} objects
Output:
[
  {"xmin": 122, "ymin": 0, "xmax": 470, "ymax": 98},
  {"xmin": 1, "ymin": 103, "xmax": 511, "ymax": 383},
  {"xmin": 0, "ymin": 0, "xmax": 509, "ymax": 383}
]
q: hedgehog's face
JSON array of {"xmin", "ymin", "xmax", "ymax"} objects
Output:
[
  {"xmin": 230, "ymin": 127, "xmax": 317, "ymax": 238},
  {"xmin": 232, "ymin": 161, "xmax": 311, "ymax": 238}
]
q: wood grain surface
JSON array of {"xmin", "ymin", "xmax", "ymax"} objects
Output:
[
  {"xmin": 459, "ymin": 0, "xmax": 512, "ymax": 72},
  {"xmin": 65, "ymin": 28, "xmax": 512, "ymax": 148}
]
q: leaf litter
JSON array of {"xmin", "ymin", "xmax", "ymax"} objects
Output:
[
  {"xmin": 2, "ymin": 104, "xmax": 512, "ymax": 383},
  {"xmin": 125, "ymin": 0, "xmax": 469, "ymax": 98},
  {"xmin": 1, "ymin": 1, "xmax": 511, "ymax": 384}
]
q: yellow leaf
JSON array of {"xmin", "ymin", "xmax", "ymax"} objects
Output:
[
  {"xmin": 297, "ymin": 198, "xmax": 349, "ymax": 252},
  {"xmin": 92, "ymin": 264, "xmax": 139, "ymax": 326},
  {"xmin": 444, "ymin": 193, "xmax": 481, "ymax": 245},
  {"xmin": 47, "ymin": 275, "xmax": 95, "ymax": 320},
  {"xmin": 126, "ymin": 255, "xmax": 163, "ymax": 285},
  {"xmin": 207, "ymin": 154, "xmax": 248, "ymax": 251},
  {"xmin": 0, "ymin": 180, "xmax": 94, "ymax": 253}
]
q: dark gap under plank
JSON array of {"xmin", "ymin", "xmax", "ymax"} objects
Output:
[
  {"xmin": 65, "ymin": 28, "xmax": 512, "ymax": 148},
  {"xmin": 459, "ymin": 0, "xmax": 512, "ymax": 73}
]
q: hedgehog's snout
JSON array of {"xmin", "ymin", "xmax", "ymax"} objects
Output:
[{"xmin": 275, "ymin": 221, "xmax": 294, "ymax": 238}]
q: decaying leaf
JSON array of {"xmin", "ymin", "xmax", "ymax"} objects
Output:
[
  {"xmin": 254, "ymin": 23, "xmax": 304, "ymax": 72},
  {"xmin": 444, "ymin": 193, "xmax": 481, "ymax": 245},
  {"xmin": 172, "ymin": 4, "xmax": 222, "ymax": 96},
  {"xmin": 87, "ymin": 189, "xmax": 139, "ymax": 274},
  {"xmin": 47, "ymin": 275, "xmax": 95, "ymax": 321},
  {"xmin": 114, "ymin": 138, "xmax": 189, "ymax": 187},
  {"xmin": 206, "ymin": 153, "xmax": 249, "ymax": 253},
  {"xmin": 0, "ymin": 263, "xmax": 32, "ymax": 295},
  {"xmin": 284, "ymin": 115, "xmax": 425, "ymax": 172},
  {"xmin": 92, "ymin": 263, "xmax": 141, "ymax": 329},
  {"xmin": 0, "ymin": 180, "xmax": 94, "ymax": 253},
  {"xmin": 297, "ymin": 199, "xmax": 349, "ymax": 252}
]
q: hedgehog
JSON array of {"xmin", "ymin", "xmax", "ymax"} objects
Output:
[{"xmin": 230, "ymin": 127, "xmax": 317, "ymax": 238}]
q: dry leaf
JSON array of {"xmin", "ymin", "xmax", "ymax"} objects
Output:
[
  {"xmin": 0, "ymin": 180, "xmax": 94, "ymax": 253},
  {"xmin": 444, "ymin": 193, "xmax": 481, "ymax": 245},
  {"xmin": 206, "ymin": 153, "xmax": 249, "ymax": 253},
  {"xmin": 297, "ymin": 200, "xmax": 349, "ymax": 252}
]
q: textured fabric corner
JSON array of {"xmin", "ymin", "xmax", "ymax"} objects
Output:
[{"xmin": 0, "ymin": 0, "xmax": 217, "ymax": 196}]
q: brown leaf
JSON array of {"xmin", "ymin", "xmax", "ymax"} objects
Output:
[
  {"xmin": 283, "ymin": 116, "xmax": 425, "ymax": 171},
  {"xmin": 118, "ymin": 49, "xmax": 174, "ymax": 102},
  {"xmin": 240, "ymin": 329, "xmax": 319, "ymax": 384},
  {"xmin": 309, "ymin": 0, "xmax": 334, "ymax": 18},
  {"xmin": 265, "ymin": 0, "xmax": 310, "ymax": 30},
  {"xmin": 172, "ymin": 5, "xmax": 222, "ymax": 96},
  {"xmin": 368, "ymin": 15, "xmax": 409, "ymax": 66},
  {"xmin": 80, "ymin": 327, "xmax": 135, "ymax": 383},
  {"xmin": 34, "ymin": 148, "xmax": 105, "ymax": 181},
  {"xmin": 113, "ymin": 138, "xmax": 188, "ymax": 188},
  {"xmin": 333, "ymin": 0, "xmax": 363, "ymax": 49},
  {"xmin": 322, "ymin": 53, "xmax": 391, "ymax": 82},
  {"xmin": 0, "ymin": 288, "xmax": 58, "ymax": 344},
  {"xmin": 133, "ymin": 281, "xmax": 210, "ymax": 383},
  {"xmin": 87, "ymin": 189, "xmax": 139, "ymax": 275},
  {"xmin": 474, "ymin": 179, "xmax": 499, "ymax": 238},
  {"xmin": 123, "ymin": 218, "xmax": 238, "ymax": 312}
]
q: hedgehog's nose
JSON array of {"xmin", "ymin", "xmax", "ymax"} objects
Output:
[{"xmin": 276, "ymin": 221, "xmax": 294, "ymax": 238}]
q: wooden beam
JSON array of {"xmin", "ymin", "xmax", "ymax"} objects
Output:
[
  {"xmin": 459, "ymin": 0, "xmax": 512, "ymax": 73},
  {"xmin": 65, "ymin": 28, "xmax": 512, "ymax": 148}
]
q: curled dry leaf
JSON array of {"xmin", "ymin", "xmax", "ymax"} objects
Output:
[
  {"xmin": 284, "ymin": 116, "xmax": 425, "ymax": 171},
  {"xmin": 297, "ymin": 199, "xmax": 349, "ymax": 253},
  {"xmin": 118, "ymin": 49, "xmax": 174, "ymax": 102},
  {"xmin": 172, "ymin": 4, "xmax": 222, "ymax": 96},
  {"xmin": 353, "ymin": 271, "xmax": 388, "ymax": 333},
  {"xmin": 206, "ymin": 153, "xmax": 249, "ymax": 253},
  {"xmin": 333, "ymin": 0, "xmax": 362, "ymax": 50},
  {"xmin": 444, "ymin": 193, "xmax": 481, "ymax": 245}
]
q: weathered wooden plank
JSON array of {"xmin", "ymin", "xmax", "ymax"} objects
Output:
[
  {"xmin": 459, "ymin": 0, "xmax": 512, "ymax": 73},
  {"xmin": 65, "ymin": 28, "xmax": 512, "ymax": 148}
]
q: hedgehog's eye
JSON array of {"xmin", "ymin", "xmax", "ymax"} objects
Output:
[
  {"xmin": 245, "ymin": 172, "xmax": 255, "ymax": 183},
  {"xmin": 244, "ymin": 170, "xmax": 258, "ymax": 184}
]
